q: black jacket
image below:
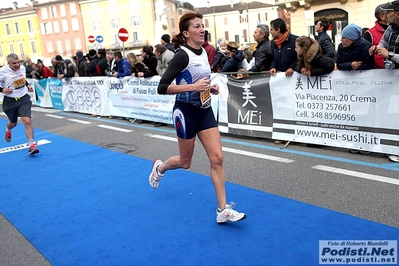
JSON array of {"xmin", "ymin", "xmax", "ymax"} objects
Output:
[
  {"xmin": 97, "ymin": 56, "xmax": 107, "ymax": 76},
  {"xmin": 336, "ymin": 37, "xmax": 375, "ymax": 70},
  {"xmin": 87, "ymin": 55, "xmax": 100, "ymax": 76},
  {"xmin": 221, "ymin": 50, "xmax": 245, "ymax": 72},
  {"xmin": 143, "ymin": 53, "xmax": 158, "ymax": 78},
  {"xmin": 77, "ymin": 57, "xmax": 88, "ymax": 77},
  {"xmin": 249, "ymin": 38, "xmax": 273, "ymax": 72},
  {"xmin": 270, "ymin": 33, "xmax": 298, "ymax": 72},
  {"xmin": 316, "ymin": 31, "xmax": 336, "ymax": 59}
]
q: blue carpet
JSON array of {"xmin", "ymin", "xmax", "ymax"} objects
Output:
[{"xmin": 1, "ymin": 121, "xmax": 398, "ymax": 266}]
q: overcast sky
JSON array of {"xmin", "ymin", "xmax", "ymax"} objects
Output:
[{"xmin": 0, "ymin": 0, "xmax": 239, "ymax": 9}]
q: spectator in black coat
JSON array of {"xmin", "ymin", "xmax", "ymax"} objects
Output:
[
  {"xmin": 221, "ymin": 42, "xmax": 245, "ymax": 73},
  {"xmin": 126, "ymin": 53, "xmax": 149, "ymax": 77},
  {"xmin": 161, "ymin": 34, "xmax": 175, "ymax": 52},
  {"xmin": 25, "ymin": 57, "xmax": 33, "ymax": 78},
  {"xmin": 55, "ymin": 55, "xmax": 65, "ymax": 79},
  {"xmin": 76, "ymin": 51, "xmax": 88, "ymax": 77},
  {"xmin": 294, "ymin": 36, "xmax": 334, "ymax": 76},
  {"xmin": 315, "ymin": 18, "xmax": 336, "ymax": 60},
  {"xmin": 336, "ymin": 23, "xmax": 375, "ymax": 71},
  {"xmin": 63, "ymin": 59, "xmax": 78, "ymax": 78},
  {"xmin": 97, "ymin": 49, "xmax": 108, "ymax": 76},
  {"xmin": 87, "ymin": 49, "xmax": 100, "ymax": 76},
  {"xmin": 249, "ymin": 24, "xmax": 273, "ymax": 72},
  {"xmin": 211, "ymin": 39, "xmax": 228, "ymax": 72},
  {"xmin": 138, "ymin": 45, "xmax": 158, "ymax": 78}
]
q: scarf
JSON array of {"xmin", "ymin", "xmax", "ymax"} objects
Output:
[{"xmin": 274, "ymin": 31, "xmax": 289, "ymax": 50}]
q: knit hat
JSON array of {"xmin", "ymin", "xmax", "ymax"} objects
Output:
[
  {"xmin": 341, "ymin": 23, "xmax": 362, "ymax": 41},
  {"xmin": 37, "ymin": 59, "xmax": 43, "ymax": 64},
  {"xmin": 88, "ymin": 49, "xmax": 97, "ymax": 57},
  {"xmin": 161, "ymin": 34, "xmax": 170, "ymax": 43},
  {"xmin": 55, "ymin": 55, "xmax": 63, "ymax": 61},
  {"xmin": 76, "ymin": 51, "xmax": 84, "ymax": 58}
]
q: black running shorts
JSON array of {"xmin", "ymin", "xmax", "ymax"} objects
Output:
[
  {"xmin": 2, "ymin": 94, "xmax": 32, "ymax": 123},
  {"xmin": 172, "ymin": 100, "xmax": 218, "ymax": 139}
]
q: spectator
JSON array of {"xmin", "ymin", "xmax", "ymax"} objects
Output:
[
  {"xmin": 171, "ymin": 35, "xmax": 181, "ymax": 51},
  {"xmin": 37, "ymin": 59, "xmax": 54, "ymax": 79},
  {"xmin": 211, "ymin": 39, "xmax": 228, "ymax": 72},
  {"xmin": 30, "ymin": 63, "xmax": 41, "ymax": 79},
  {"xmin": 269, "ymin": 18, "xmax": 298, "ymax": 145},
  {"xmin": 249, "ymin": 24, "xmax": 273, "ymax": 72},
  {"xmin": 105, "ymin": 51, "xmax": 117, "ymax": 77},
  {"xmin": 154, "ymin": 44, "xmax": 174, "ymax": 76},
  {"xmin": 55, "ymin": 55, "xmax": 65, "ymax": 79},
  {"xmin": 25, "ymin": 57, "xmax": 33, "ymax": 78},
  {"xmin": 233, "ymin": 68, "xmax": 249, "ymax": 79},
  {"xmin": 112, "ymin": 51, "xmax": 131, "ymax": 78},
  {"xmin": 87, "ymin": 49, "xmax": 100, "ymax": 76},
  {"xmin": 241, "ymin": 43, "xmax": 254, "ymax": 70},
  {"xmin": 221, "ymin": 41, "xmax": 245, "ymax": 73},
  {"xmin": 336, "ymin": 23, "xmax": 375, "ymax": 71},
  {"xmin": 269, "ymin": 18, "xmax": 298, "ymax": 77},
  {"xmin": 126, "ymin": 52, "xmax": 148, "ymax": 77},
  {"xmin": 138, "ymin": 45, "xmax": 158, "ymax": 78},
  {"xmin": 373, "ymin": 1, "xmax": 399, "ymax": 161},
  {"xmin": 63, "ymin": 59, "xmax": 78, "ymax": 78},
  {"xmin": 364, "ymin": 4, "xmax": 389, "ymax": 68},
  {"xmin": 72, "ymin": 56, "xmax": 78, "ymax": 69},
  {"xmin": 201, "ymin": 30, "xmax": 216, "ymax": 66},
  {"xmin": 161, "ymin": 34, "xmax": 175, "ymax": 52},
  {"xmin": 76, "ymin": 51, "xmax": 88, "ymax": 77},
  {"xmin": 315, "ymin": 18, "xmax": 336, "ymax": 59},
  {"xmin": 50, "ymin": 57, "xmax": 57, "ymax": 77},
  {"xmin": 97, "ymin": 49, "xmax": 107, "ymax": 76},
  {"xmin": 294, "ymin": 35, "xmax": 334, "ymax": 76},
  {"xmin": 337, "ymin": 23, "xmax": 374, "ymax": 154}
]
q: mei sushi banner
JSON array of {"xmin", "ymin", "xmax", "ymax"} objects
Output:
[
  {"xmin": 269, "ymin": 69, "xmax": 399, "ymax": 155},
  {"xmin": 217, "ymin": 73, "xmax": 273, "ymax": 139},
  {"xmin": 107, "ymin": 76, "xmax": 175, "ymax": 124},
  {"xmin": 61, "ymin": 77, "xmax": 110, "ymax": 116}
]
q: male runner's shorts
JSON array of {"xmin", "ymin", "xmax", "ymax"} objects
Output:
[
  {"xmin": 172, "ymin": 100, "xmax": 218, "ymax": 139},
  {"xmin": 2, "ymin": 94, "xmax": 32, "ymax": 123}
]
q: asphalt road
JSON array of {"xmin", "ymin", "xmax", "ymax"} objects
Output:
[
  {"xmin": 2, "ymin": 106, "xmax": 398, "ymax": 265},
  {"xmin": 28, "ymin": 106, "xmax": 399, "ymax": 228}
]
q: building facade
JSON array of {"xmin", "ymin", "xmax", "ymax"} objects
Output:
[
  {"xmin": 198, "ymin": 2, "xmax": 279, "ymax": 48},
  {"xmin": 276, "ymin": 0, "xmax": 387, "ymax": 49},
  {"xmin": 0, "ymin": 6, "xmax": 43, "ymax": 66}
]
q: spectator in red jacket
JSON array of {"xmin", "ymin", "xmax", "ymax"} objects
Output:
[
  {"xmin": 36, "ymin": 59, "xmax": 54, "ymax": 79},
  {"xmin": 201, "ymin": 30, "xmax": 216, "ymax": 66}
]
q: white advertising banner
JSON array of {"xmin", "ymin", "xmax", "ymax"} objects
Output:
[
  {"xmin": 62, "ymin": 77, "xmax": 110, "ymax": 116},
  {"xmin": 269, "ymin": 69, "xmax": 399, "ymax": 155},
  {"xmin": 107, "ymin": 76, "xmax": 175, "ymax": 124}
]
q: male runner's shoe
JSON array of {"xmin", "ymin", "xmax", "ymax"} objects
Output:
[
  {"xmin": 28, "ymin": 143, "xmax": 39, "ymax": 155},
  {"xmin": 5, "ymin": 131, "xmax": 11, "ymax": 142},
  {"xmin": 216, "ymin": 202, "xmax": 246, "ymax": 224},
  {"xmin": 149, "ymin": 159, "xmax": 164, "ymax": 188}
]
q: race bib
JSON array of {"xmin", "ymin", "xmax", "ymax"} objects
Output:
[
  {"xmin": 13, "ymin": 77, "xmax": 26, "ymax": 89},
  {"xmin": 200, "ymin": 86, "xmax": 211, "ymax": 108}
]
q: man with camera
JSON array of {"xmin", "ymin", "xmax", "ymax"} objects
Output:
[
  {"xmin": 370, "ymin": 1, "xmax": 399, "ymax": 162},
  {"xmin": 371, "ymin": 1, "xmax": 399, "ymax": 70}
]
